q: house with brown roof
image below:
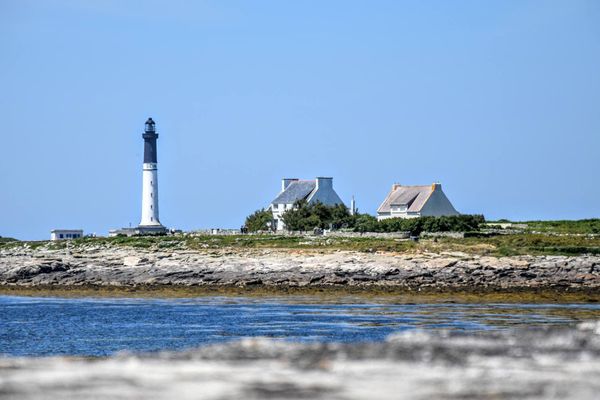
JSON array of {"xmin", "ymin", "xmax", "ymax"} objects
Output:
[
  {"xmin": 269, "ymin": 177, "xmax": 345, "ymax": 231},
  {"xmin": 376, "ymin": 183, "xmax": 459, "ymax": 220}
]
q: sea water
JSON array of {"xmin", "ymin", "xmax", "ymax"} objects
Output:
[{"xmin": 1, "ymin": 295, "xmax": 599, "ymax": 357}]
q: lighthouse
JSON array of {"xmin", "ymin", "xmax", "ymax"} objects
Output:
[{"xmin": 139, "ymin": 118, "xmax": 166, "ymax": 233}]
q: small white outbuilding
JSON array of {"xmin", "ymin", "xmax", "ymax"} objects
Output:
[
  {"xmin": 50, "ymin": 229, "xmax": 83, "ymax": 241},
  {"xmin": 376, "ymin": 183, "xmax": 459, "ymax": 220}
]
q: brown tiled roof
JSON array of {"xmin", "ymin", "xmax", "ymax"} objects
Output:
[{"xmin": 377, "ymin": 185, "xmax": 435, "ymax": 213}]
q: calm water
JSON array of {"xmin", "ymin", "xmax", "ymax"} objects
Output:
[{"xmin": 1, "ymin": 295, "xmax": 599, "ymax": 357}]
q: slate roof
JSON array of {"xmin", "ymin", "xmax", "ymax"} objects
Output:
[
  {"xmin": 377, "ymin": 185, "xmax": 434, "ymax": 213},
  {"xmin": 271, "ymin": 181, "xmax": 316, "ymax": 204}
]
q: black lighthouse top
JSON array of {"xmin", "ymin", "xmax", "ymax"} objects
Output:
[
  {"xmin": 142, "ymin": 117, "xmax": 159, "ymax": 164},
  {"xmin": 145, "ymin": 118, "xmax": 156, "ymax": 133}
]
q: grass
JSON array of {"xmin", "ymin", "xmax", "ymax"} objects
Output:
[
  {"xmin": 425, "ymin": 234, "xmax": 600, "ymax": 257},
  {"xmin": 2, "ymin": 219, "xmax": 599, "ymax": 256},
  {"xmin": 489, "ymin": 219, "xmax": 600, "ymax": 235},
  {"xmin": 2, "ymin": 232, "xmax": 600, "ymax": 257},
  {"xmin": 523, "ymin": 219, "xmax": 600, "ymax": 234}
]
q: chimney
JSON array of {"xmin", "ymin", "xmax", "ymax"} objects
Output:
[
  {"xmin": 316, "ymin": 177, "xmax": 333, "ymax": 190},
  {"xmin": 350, "ymin": 196, "xmax": 356, "ymax": 216},
  {"xmin": 432, "ymin": 183, "xmax": 442, "ymax": 191},
  {"xmin": 282, "ymin": 178, "xmax": 298, "ymax": 192},
  {"xmin": 392, "ymin": 183, "xmax": 402, "ymax": 191}
]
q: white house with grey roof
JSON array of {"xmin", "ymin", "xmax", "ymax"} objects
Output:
[
  {"xmin": 269, "ymin": 177, "xmax": 345, "ymax": 231},
  {"xmin": 377, "ymin": 183, "xmax": 459, "ymax": 220}
]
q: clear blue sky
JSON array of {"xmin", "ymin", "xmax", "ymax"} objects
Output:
[{"xmin": 1, "ymin": 0, "xmax": 599, "ymax": 240}]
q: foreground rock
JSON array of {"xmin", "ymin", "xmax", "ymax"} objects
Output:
[
  {"xmin": 0, "ymin": 245, "xmax": 599, "ymax": 292},
  {"xmin": 2, "ymin": 322, "xmax": 600, "ymax": 399}
]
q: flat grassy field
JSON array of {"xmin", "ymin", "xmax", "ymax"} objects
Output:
[
  {"xmin": 2, "ymin": 230, "xmax": 600, "ymax": 257},
  {"xmin": 488, "ymin": 219, "xmax": 600, "ymax": 234}
]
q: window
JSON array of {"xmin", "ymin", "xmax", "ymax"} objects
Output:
[
  {"xmin": 151, "ymin": 217, "xmax": 153, "ymax": 221},
  {"xmin": 150, "ymin": 205, "xmax": 153, "ymax": 209},
  {"xmin": 273, "ymin": 204, "xmax": 278, "ymax": 210},
  {"xmin": 59, "ymin": 234, "xmax": 63, "ymax": 239}
]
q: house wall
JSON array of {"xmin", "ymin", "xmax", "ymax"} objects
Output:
[
  {"xmin": 50, "ymin": 230, "xmax": 84, "ymax": 241},
  {"xmin": 376, "ymin": 212, "xmax": 420, "ymax": 221},
  {"xmin": 270, "ymin": 203, "xmax": 293, "ymax": 231}
]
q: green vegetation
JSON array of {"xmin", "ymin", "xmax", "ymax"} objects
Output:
[
  {"xmin": 0, "ymin": 237, "xmax": 18, "ymax": 244},
  {"xmin": 282, "ymin": 201, "xmax": 353, "ymax": 231},
  {"xmin": 1, "ymin": 219, "xmax": 599, "ymax": 257},
  {"xmin": 2, "ymin": 231, "xmax": 599, "ymax": 257},
  {"xmin": 486, "ymin": 219, "xmax": 600, "ymax": 235},
  {"xmin": 268, "ymin": 201, "xmax": 484, "ymax": 235},
  {"xmin": 425, "ymin": 234, "xmax": 600, "ymax": 257},
  {"xmin": 353, "ymin": 214, "xmax": 485, "ymax": 235},
  {"xmin": 522, "ymin": 219, "xmax": 600, "ymax": 234},
  {"xmin": 244, "ymin": 209, "xmax": 274, "ymax": 232}
]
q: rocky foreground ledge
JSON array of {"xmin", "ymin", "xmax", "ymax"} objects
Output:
[
  {"xmin": 2, "ymin": 322, "xmax": 600, "ymax": 399},
  {"xmin": 0, "ymin": 244, "xmax": 599, "ymax": 293}
]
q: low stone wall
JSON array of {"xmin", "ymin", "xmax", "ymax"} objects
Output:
[
  {"xmin": 324, "ymin": 231, "xmax": 411, "ymax": 239},
  {"xmin": 421, "ymin": 232, "xmax": 465, "ymax": 239},
  {"xmin": 190, "ymin": 229, "xmax": 412, "ymax": 239}
]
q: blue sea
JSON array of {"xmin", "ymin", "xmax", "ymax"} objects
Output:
[{"xmin": 1, "ymin": 295, "xmax": 599, "ymax": 357}]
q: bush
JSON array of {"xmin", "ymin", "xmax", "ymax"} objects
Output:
[
  {"xmin": 353, "ymin": 214, "xmax": 485, "ymax": 235},
  {"xmin": 244, "ymin": 209, "xmax": 274, "ymax": 232},
  {"xmin": 282, "ymin": 201, "xmax": 353, "ymax": 231},
  {"xmin": 353, "ymin": 214, "xmax": 379, "ymax": 233}
]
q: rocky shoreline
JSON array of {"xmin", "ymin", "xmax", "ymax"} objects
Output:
[
  {"xmin": 2, "ymin": 322, "xmax": 600, "ymax": 399},
  {"xmin": 1, "ymin": 244, "xmax": 599, "ymax": 295}
]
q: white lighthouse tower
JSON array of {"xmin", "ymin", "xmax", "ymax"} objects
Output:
[{"xmin": 139, "ymin": 118, "xmax": 167, "ymax": 234}]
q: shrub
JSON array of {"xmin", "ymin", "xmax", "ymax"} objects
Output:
[
  {"xmin": 353, "ymin": 214, "xmax": 485, "ymax": 235},
  {"xmin": 353, "ymin": 214, "xmax": 379, "ymax": 233},
  {"xmin": 282, "ymin": 201, "xmax": 353, "ymax": 231},
  {"xmin": 244, "ymin": 209, "xmax": 274, "ymax": 232}
]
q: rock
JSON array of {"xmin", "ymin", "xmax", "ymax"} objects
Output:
[
  {"xmin": 0, "ymin": 246, "xmax": 599, "ymax": 291},
  {"xmin": 123, "ymin": 256, "xmax": 147, "ymax": 266},
  {"xmin": 1, "ymin": 323, "xmax": 600, "ymax": 399}
]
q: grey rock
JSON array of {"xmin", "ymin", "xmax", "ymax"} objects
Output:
[
  {"xmin": 1, "ymin": 322, "xmax": 600, "ymax": 399},
  {"xmin": 0, "ymin": 247, "xmax": 599, "ymax": 291}
]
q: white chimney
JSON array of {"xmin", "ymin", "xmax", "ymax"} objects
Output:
[{"xmin": 315, "ymin": 177, "xmax": 333, "ymax": 190}]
